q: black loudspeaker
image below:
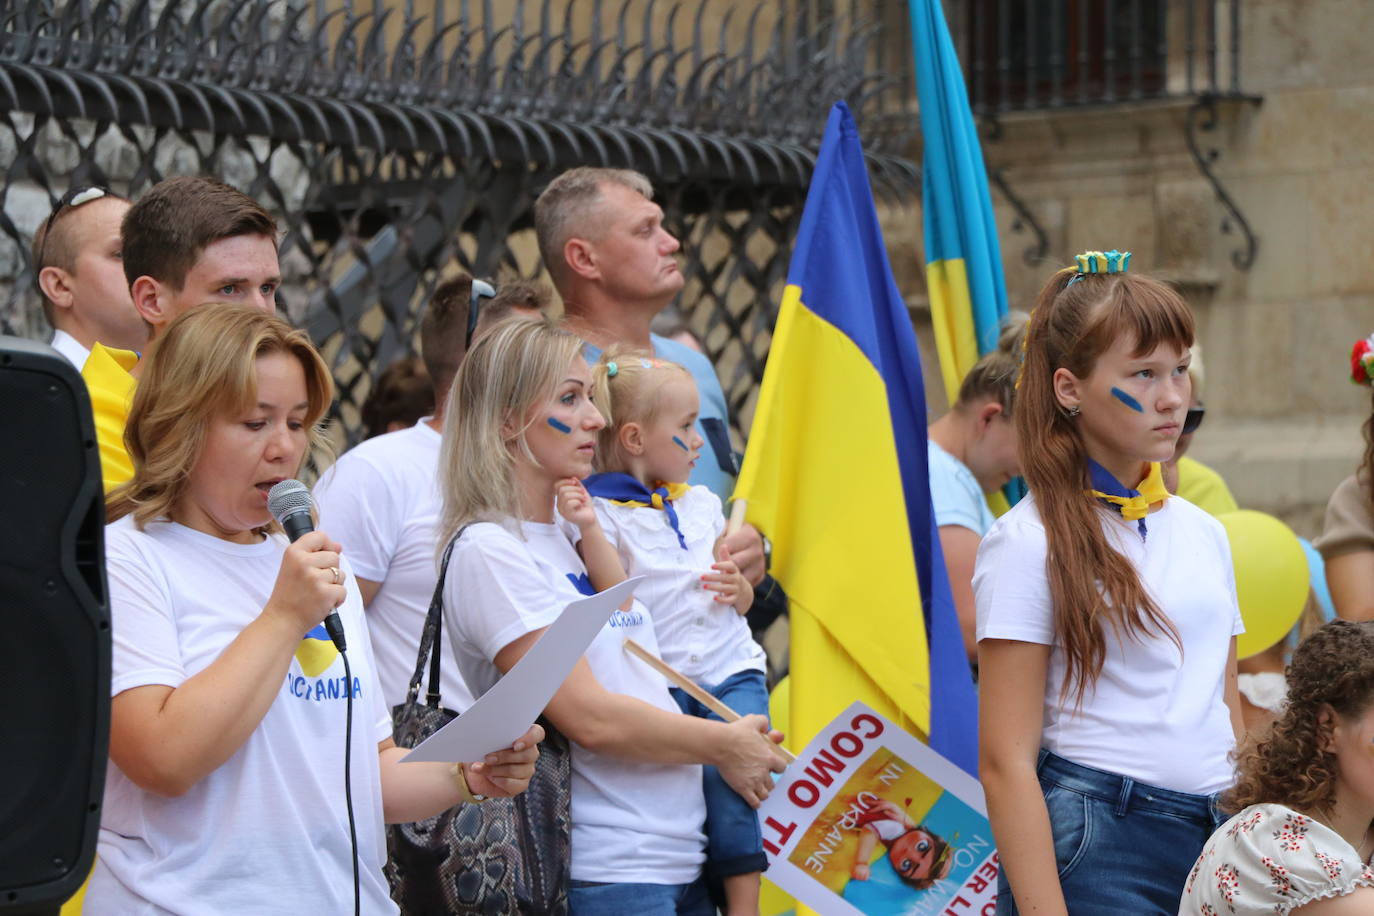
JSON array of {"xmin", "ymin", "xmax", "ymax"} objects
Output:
[{"xmin": 0, "ymin": 337, "xmax": 110, "ymax": 913}]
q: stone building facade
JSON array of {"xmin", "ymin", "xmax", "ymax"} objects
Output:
[{"xmin": 888, "ymin": 0, "xmax": 1370, "ymax": 537}]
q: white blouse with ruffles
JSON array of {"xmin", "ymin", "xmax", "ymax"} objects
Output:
[{"xmin": 1179, "ymin": 803, "xmax": 1374, "ymax": 915}]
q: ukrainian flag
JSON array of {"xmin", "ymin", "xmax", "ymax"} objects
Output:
[
  {"xmin": 911, "ymin": 0, "xmax": 1009, "ymax": 404},
  {"xmin": 735, "ymin": 103, "xmax": 978, "ymax": 781}
]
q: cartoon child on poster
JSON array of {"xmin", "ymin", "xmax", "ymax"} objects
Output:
[
  {"xmin": 783, "ymin": 746, "xmax": 992, "ymax": 915},
  {"xmin": 848, "ymin": 797, "xmax": 953, "ymax": 888}
]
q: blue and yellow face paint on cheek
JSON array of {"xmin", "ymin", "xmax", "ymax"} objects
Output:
[
  {"xmin": 672, "ymin": 436, "xmax": 690, "ymax": 452},
  {"xmin": 547, "ymin": 417, "xmax": 572, "ymax": 434},
  {"xmin": 1110, "ymin": 387, "xmax": 1144, "ymax": 413}
]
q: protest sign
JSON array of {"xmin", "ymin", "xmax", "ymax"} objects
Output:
[{"xmin": 758, "ymin": 702, "xmax": 998, "ymax": 916}]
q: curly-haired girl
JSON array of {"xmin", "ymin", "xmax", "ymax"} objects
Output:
[
  {"xmin": 975, "ymin": 252, "xmax": 1245, "ymax": 915},
  {"xmin": 1179, "ymin": 619, "xmax": 1374, "ymax": 914}
]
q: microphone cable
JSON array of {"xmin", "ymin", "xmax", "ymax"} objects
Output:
[{"xmin": 341, "ymin": 648, "xmax": 360, "ymax": 916}]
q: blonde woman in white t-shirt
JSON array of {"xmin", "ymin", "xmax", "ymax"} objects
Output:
[
  {"xmin": 974, "ymin": 253, "xmax": 1245, "ymax": 916},
  {"xmin": 549, "ymin": 347, "xmax": 770, "ymax": 915},
  {"xmin": 93, "ymin": 305, "xmax": 541, "ymax": 916},
  {"xmin": 436, "ymin": 316, "xmax": 787, "ymax": 916}
]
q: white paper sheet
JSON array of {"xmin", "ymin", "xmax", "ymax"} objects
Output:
[{"xmin": 400, "ymin": 576, "xmax": 644, "ymax": 763}]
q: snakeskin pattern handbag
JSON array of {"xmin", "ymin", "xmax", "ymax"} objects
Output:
[{"xmin": 387, "ymin": 533, "xmax": 571, "ymax": 915}]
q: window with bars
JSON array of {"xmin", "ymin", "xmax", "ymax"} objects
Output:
[{"xmin": 961, "ymin": 0, "xmax": 1242, "ymax": 115}]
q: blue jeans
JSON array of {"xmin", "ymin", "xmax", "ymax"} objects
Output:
[
  {"xmin": 996, "ymin": 750, "xmax": 1227, "ymax": 915},
  {"xmin": 569, "ymin": 877, "xmax": 714, "ymax": 916},
  {"xmin": 669, "ymin": 668, "xmax": 770, "ymax": 880}
]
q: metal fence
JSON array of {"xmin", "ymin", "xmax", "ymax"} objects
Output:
[{"xmin": 0, "ymin": 0, "xmax": 918, "ymax": 445}]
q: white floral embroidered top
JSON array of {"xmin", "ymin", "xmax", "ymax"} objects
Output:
[{"xmin": 1179, "ymin": 803, "xmax": 1374, "ymax": 915}]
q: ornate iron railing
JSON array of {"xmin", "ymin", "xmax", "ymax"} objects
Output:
[
  {"xmin": 957, "ymin": 0, "xmax": 1247, "ymax": 114},
  {"xmin": 0, "ymin": 0, "xmax": 918, "ymax": 444}
]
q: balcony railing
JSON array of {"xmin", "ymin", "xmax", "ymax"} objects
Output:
[{"xmin": 955, "ymin": 0, "xmax": 1248, "ymax": 115}]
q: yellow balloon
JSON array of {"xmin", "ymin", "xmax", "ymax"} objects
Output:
[{"xmin": 1217, "ymin": 510, "xmax": 1308, "ymax": 659}]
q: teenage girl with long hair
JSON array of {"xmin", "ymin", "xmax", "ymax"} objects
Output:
[{"xmin": 974, "ymin": 252, "xmax": 1245, "ymax": 915}]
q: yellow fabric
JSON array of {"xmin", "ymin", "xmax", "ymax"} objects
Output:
[
  {"xmin": 80, "ymin": 343, "xmax": 139, "ymax": 493},
  {"xmin": 1089, "ymin": 461, "xmax": 1169, "ymax": 520},
  {"xmin": 926, "ymin": 258, "xmax": 979, "ymax": 408},
  {"xmin": 1176, "ymin": 456, "xmax": 1239, "ymax": 517},
  {"xmin": 607, "ymin": 480, "xmax": 692, "ymax": 510},
  {"xmin": 63, "ymin": 343, "xmax": 138, "ymax": 915},
  {"xmin": 59, "ymin": 874, "xmax": 89, "ymax": 914},
  {"xmin": 735, "ymin": 286, "xmax": 931, "ymax": 754}
]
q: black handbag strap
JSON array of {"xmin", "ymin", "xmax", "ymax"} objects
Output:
[{"xmin": 403, "ymin": 525, "xmax": 468, "ymax": 711}]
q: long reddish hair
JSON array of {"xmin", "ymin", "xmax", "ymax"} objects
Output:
[{"xmin": 1016, "ymin": 266, "xmax": 1195, "ymax": 706}]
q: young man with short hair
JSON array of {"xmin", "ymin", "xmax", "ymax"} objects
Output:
[{"xmin": 85, "ymin": 176, "xmax": 280, "ymax": 491}]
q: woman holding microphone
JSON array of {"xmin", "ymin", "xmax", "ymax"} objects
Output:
[{"xmin": 89, "ymin": 305, "xmax": 541, "ymax": 915}]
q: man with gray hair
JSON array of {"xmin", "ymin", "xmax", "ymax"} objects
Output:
[{"xmin": 535, "ymin": 166, "xmax": 767, "ymax": 585}]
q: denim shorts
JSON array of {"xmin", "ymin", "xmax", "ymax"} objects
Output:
[
  {"xmin": 669, "ymin": 668, "xmax": 770, "ymax": 879},
  {"xmin": 569, "ymin": 877, "xmax": 714, "ymax": 916},
  {"xmin": 996, "ymin": 749, "xmax": 1227, "ymax": 916}
]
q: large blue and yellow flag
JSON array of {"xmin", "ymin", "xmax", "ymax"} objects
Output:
[
  {"xmin": 911, "ymin": 0, "xmax": 1009, "ymax": 404},
  {"xmin": 735, "ymin": 102, "xmax": 978, "ymax": 778}
]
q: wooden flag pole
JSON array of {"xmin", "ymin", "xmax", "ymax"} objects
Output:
[
  {"xmin": 624, "ymin": 637, "xmax": 795, "ymax": 764},
  {"xmin": 725, "ymin": 499, "xmax": 748, "ymax": 535}
]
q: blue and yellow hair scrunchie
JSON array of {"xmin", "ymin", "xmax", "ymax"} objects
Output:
[{"xmin": 1067, "ymin": 249, "xmax": 1131, "ymax": 286}]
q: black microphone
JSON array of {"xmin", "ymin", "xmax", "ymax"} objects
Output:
[{"xmin": 267, "ymin": 479, "xmax": 347, "ymax": 652}]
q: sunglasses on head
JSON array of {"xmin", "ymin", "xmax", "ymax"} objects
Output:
[
  {"xmin": 34, "ymin": 186, "xmax": 112, "ymax": 273},
  {"xmin": 465, "ymin": 278, "xmax": 498, "ymax": 349},
  {"xmin": 1182, "ymin": 405, "xmax": 1205, "ymax": 435}
]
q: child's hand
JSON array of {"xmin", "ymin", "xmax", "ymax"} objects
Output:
[
  {"xmin": 703, "ymin": 543, "xmax": 753, "ymax": 614},
  {"xmin": 555, "ymin": 478, "xmax": 598, "ymax": 532},
  {"xmin": 851, "ymin": 863, "xmax": 871, "ymax": 881}
]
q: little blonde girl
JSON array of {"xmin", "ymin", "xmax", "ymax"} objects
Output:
[{"xmin": 556, "ymin": 347, "xmax": 770, "ymax": 915}]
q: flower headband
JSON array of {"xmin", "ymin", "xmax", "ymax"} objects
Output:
[{"xmin": 1351, "ymin": 334, "xmax": 1374, "ymax": 386}]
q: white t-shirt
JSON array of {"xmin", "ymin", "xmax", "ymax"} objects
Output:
[
  {"xmin": 582, "ymin": 485, "xmax": 765, "ymax": 685},
  {"xmin": 314, "ymin": 420, "xmax": 475, "ymax": 712},
  {"xmin": 89, "ymin": 517, "xmax": 396, "ymax": 916},
  {"xmin": 974, "ymin": 494, "xmax": 1243, "ymax": 795},
  {"xmin": 1180, "ymin": 804, "xmax": 1374, "ymax": 914},
  {"xmin": 444, "ymin": 519, "xmax": 707, "ymax": 885}
]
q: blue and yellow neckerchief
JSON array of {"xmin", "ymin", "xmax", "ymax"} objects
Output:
[
  {"xmin": 583, "ymin": 472, "xmax": 690, "ymax": 549},
  {"xmin": 1087, "ymin": 459, "xmax": 1169, "ymax": 540}
]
